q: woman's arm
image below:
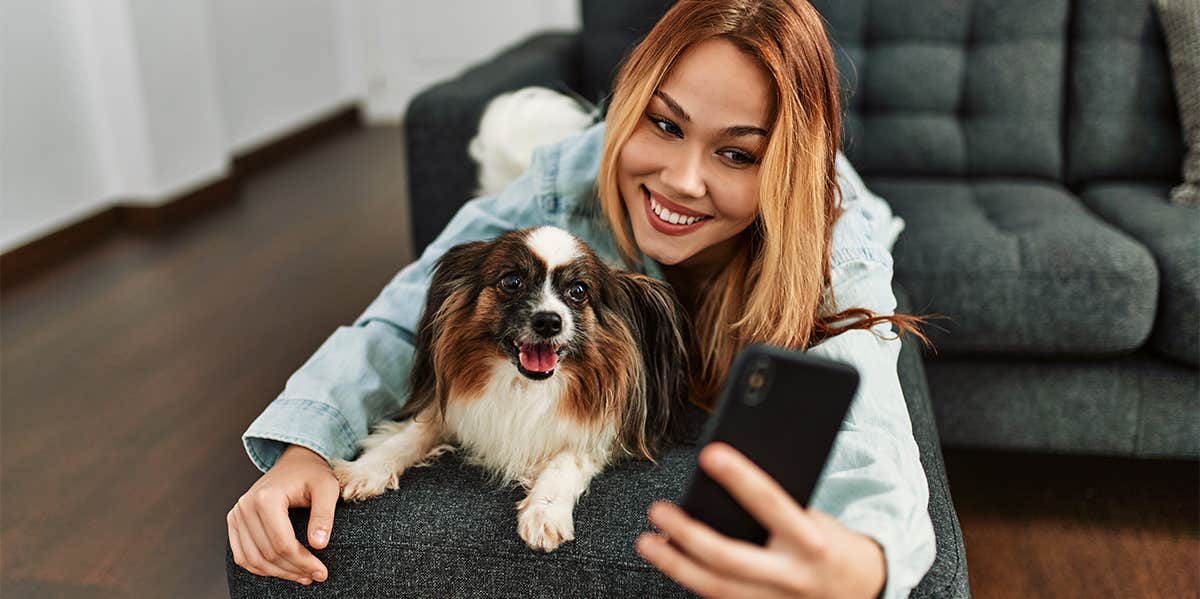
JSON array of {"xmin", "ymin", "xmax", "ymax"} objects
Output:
[
  {"xmin": 638, "ymin": 264, "xmax": 935, "ymax": 599},
  {"xmin": 806, "ymin": 299, "xmax": 936, "ymax": 599},
  {"xmin": 806, "ymin": 154, "xmax": 936, "ymax": 597}
]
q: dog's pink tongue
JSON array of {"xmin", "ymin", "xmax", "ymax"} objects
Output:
[{"xmin": 519, "ymin": 342, "xmax": 558, "ymax": 373}]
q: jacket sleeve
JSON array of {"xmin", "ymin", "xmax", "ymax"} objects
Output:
[
  {"xmin": 805, "ymin": 156, "xmax": 936, "ymax": 598},
  {"xmin": 241, "ymin": 151, "xmax": 552, "ymax": 473}
]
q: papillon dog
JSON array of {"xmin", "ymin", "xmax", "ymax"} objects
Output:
[{"xmin": 332, "ymin": 226, "xmax": 693, "ymax": 552}]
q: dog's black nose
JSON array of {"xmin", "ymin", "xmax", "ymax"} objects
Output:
[{"xmin": 531, "ymin": 311, "xmax": 562, "ymax": 337}]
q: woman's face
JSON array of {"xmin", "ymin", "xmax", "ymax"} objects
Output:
[{"xmin": 618, "ymin": 38, "xmax": 773, "ymax": 271}]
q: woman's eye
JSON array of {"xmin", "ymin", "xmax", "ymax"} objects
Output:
[
  {"xmin": 720, "ymin": 149, "xmax": 759, "ymax": 166},
  {"xmin": 567, "ymin": 282, "xmax": 588, "ymax": 304},
  {"xmin": 648, "ymin": 115, "xmax": 682, "ymax": 138},
  {"xmin": 500, "ymin": 274, "xmax": 523, "ymax": 292}
]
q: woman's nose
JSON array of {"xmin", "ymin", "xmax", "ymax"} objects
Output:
[{"xmin": 660, "ymin": 147, "xmax": 706, "ymax": 199}]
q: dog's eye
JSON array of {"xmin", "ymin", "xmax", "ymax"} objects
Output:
[
  {"xmin": 567, "ymin": 282, "xmax": 588, "ymax": 304},
  {"xmin": 499, "ymin": 273, "xmax": 523, "ymax": 293}
]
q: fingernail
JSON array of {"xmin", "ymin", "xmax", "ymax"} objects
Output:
[
  {"xmin": 299, "ymin": 578, "xmax": 311, "ymax": 585},
  {"xmin": 313, "ymin": 529, "xmax": 328, "ymax": 544},
  {"xmin": 312, "ymin": 571, "xmax": 326, "ymax": 582}
]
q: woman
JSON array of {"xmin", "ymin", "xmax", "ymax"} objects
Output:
[{"xmin": 227, "ymin": 1, "xmax": 936, "ymax": 597}]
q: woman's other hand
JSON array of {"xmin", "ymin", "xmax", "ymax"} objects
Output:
[
  {"xmin": 227, "ymin": 444, "xmax": 340, "ymax": 586},
  {"xmin": 636, "ymin": 442, "xmax": 887, "ymax": 599}
]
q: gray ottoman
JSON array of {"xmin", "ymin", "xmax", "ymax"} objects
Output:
[{"xmin": 227, "ymin": 285, "xmax": 969, "ymax": 598}]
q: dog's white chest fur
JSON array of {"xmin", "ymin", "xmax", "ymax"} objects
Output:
[{"xmin": 445, "ymin": 359, "xmax": 614, "ymax": 485}]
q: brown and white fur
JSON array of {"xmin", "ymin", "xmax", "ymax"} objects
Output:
[{"xmin": 331, "ymin": 226, "xmax": 692, "ymax": 552}]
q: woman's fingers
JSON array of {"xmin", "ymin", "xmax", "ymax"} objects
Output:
[
  {"xmin": 227, "ymin": 510, "xmax": 248, "ymax": 569},
  {"xmin": 230, "ymin": 509, "xmax": 310, "ymax": 584},
  {"xmin": 637, "ymin": 532, "xmax": 787, "ymax": 599},
  {"xmin": 259, "ymin": 494, "xmax": 328, "ymax": 581},
  {"xmin": 306, "ymin": 477, "xmax": 338, "ymax": 551},
  {"xmin": 241, "ymin": 496, "xmax": 313, "ymax": 581},
  {"xmin": 249, "ymin": 494, "xmax": 324, "ymax": 583},
  {"xmin": 239, "ymin": 523, "xmax": 310, "ymax": 584},
  {"xmin": 646, "ymin": 501, "xmax": 796, "ymax": 587},
  {"xmin": 697, "ymin": 443, "xmax": 821, "ymax": 545},
  {"xmin": 637, "ymin": 533, "xmax": 737, "ymax": 598}
]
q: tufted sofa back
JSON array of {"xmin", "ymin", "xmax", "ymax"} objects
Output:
[
  {"xmin": 814, "ymin": 0, "xmax": 1067, "ymax": 180},
  {"xmin": 1067, "ymin": 0, "xmax": 1185, "ymax": 185},
  {"xmin": 576, "ymin": 0, "xmax": 1184, "ymax": 186}
]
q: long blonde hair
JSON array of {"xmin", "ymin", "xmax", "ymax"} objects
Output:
[{"xmin": 596, "ymin": 0, "xmax": 933, "ymax": 409}]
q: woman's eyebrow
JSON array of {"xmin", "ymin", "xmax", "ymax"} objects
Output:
[{"xmin": 653, "ymin": 90, "xmax": 768, "ymax": 138}]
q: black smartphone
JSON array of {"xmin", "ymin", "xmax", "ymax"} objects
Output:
[{"xmin": 676, "ymin": 343, "xmax": 860, "ymax": 545}]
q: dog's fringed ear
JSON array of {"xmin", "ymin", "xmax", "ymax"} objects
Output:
[
  {"xmin": 398, "ymin": 240, "xmax": 491, "ymax": 421},
  {"xmin": 607, "ymin": 272, "xmax": 694, "ymax": 452}
]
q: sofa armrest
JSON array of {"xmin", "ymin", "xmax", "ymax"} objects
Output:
[{"xmin": 404, "ymin": 31, "xmax": 581, "ymax": 255}]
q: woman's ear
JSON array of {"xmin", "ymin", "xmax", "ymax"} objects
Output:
[{"xmin": 399, "ymin": 239, "xmax": 491, "ymax": 421}]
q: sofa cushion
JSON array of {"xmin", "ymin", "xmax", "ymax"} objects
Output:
[
  {"xmin": 873, "ymin": 178, "xmax": 1159, "ymax": 356},
  {"xmin": 926, "ymin": 349, "xmax": 1199, "ymax": 458},
  {"xmin": 231, "ymin": 444, "xmax": 701, "ymax": 597},
  {"xmin": 1067, "ymin": 0, "xmax": 1186, "ymax": 185},
  {"xmin": 815, "ymin": 0, "xmax": 1068, "ymax": 179},
  {"xmin": 1081, "ymin": 183, "xmax": 1200, "ymax": 365},
  {"xmin": 227, "ymin": 327, "xmax": 970, "ymax": 598}
]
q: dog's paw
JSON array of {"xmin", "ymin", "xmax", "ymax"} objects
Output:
[
  {"xmin": 516, "ymin": 495, "xmax": 575, "ymax": 552},
  {"xmin": 331, "ymin": 458, "xmax": 401, "ymax": 502}
]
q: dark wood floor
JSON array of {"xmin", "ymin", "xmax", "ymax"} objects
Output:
[{"xmin": 2, "ymin": 125, "xmax": 1196, "ymax": 598}]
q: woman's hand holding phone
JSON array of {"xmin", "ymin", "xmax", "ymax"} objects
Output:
[
  {"xmin": 636, "ymin": 442, "xmax": 887, "ymax": 599},
  {"xmin": 227, "ymin": 444, "xmax": 339, "ymax": 586}
]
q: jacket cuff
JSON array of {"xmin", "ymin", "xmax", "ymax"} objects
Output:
[{"xmin": 242, "ymin": 398, "xmax": 360, "ymax": 473}]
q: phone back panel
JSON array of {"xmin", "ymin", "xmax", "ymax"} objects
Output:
[{"xmin": 677, "ymin": 343, "xmax": 859, "ymax": 545}]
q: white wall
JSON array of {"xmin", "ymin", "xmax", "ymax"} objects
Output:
[
  {"xmin": 210, "ymin": 0, "xmax": 353, "ymax": 152},
  {"xmin": 357, "ymin": 0, "xmax": 578, "ymax": 122},
  {"xmin": 2, "ymin": 1, "xmax": 112, "ymax": 251},
  {"xmin": 0, "ymin": 0, "xmax": 580, "ymax": 254}
]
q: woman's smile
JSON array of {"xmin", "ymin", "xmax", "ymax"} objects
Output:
[{"xmin": 642, "ymin": 184, "xmax": 713, "ymax": 235}]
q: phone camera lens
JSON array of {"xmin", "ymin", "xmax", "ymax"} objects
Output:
[
  {"xmin": 748, "ymin": 371, "xmax": 765, "ymax": 391},
  {"xmin": 743, "ymin": 360, "xmax": 772, "ymax": 406}
]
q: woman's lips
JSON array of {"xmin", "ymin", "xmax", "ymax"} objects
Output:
[{"xmin": 642, "ymin": 186, "xmax": 711, "ymax": 236}]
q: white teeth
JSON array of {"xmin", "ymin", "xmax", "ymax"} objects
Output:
[{"xmin": 649, "ymin": 196, "xmax": 706, "ymax": 226}]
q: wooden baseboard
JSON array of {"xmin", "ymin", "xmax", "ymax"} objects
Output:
[{"xmin": 1, "ymin": 104, "xmax": 362, "ymax": 292}]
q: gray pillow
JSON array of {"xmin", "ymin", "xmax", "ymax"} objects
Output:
[{"xmin": 1155, "ymin": 0, "xmax": 1200, "ymax": 206}]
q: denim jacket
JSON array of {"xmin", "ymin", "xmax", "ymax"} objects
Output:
[{"xmin": 242, "ymin": 122, "xmax": 935, "ymax": 598}]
